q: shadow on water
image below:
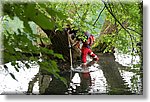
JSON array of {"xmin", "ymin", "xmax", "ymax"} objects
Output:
[
  {"xmin": 36, "ymin": 53, "xmax": 142, "ymax": 95},
  {"xmin": 98, "ymin": 53, "xmax": 132, "ymax": 95},
  {"xmin": 0, "ymin": 53, "xmax": 142, "ymax": 95}
]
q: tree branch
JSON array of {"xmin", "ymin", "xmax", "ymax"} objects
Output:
[
  {"xmin": 72, "ymin": 1, "xmax": 82, "ymax": 20},
  {"xmin": 102, "ymin": 0, "xmax": 135, "ymax": 62},
  {"xmin": 127, "ymin": 27, "xmax": 141, "ymax": 35},
  {"xmin": 93, "ymin": 5, "xmax": 106, "ymax": 26},
  {"xmin": 102, "ymin": 1, "xmax": 133, "ymax": 38}
]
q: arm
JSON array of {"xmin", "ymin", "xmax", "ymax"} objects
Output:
[{"xmin": 72, "ymin": 40, "xmax": 79, "ymax": 47}]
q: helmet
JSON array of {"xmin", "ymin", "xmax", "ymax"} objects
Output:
[{"xmin": 84, "ymin": 31, "xmax": 90, "ymax": 38}]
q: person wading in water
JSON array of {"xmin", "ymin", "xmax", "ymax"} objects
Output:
[{"xmin": 71, "ymin": 31, "xmax": 99, "ymax": 69}]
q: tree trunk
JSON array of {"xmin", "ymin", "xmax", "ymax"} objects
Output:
[{"xmin": 42, "ymin": 29, "xmax": 80, "ymax": 62}]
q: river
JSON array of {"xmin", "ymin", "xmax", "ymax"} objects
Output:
[{"xmin": 0, "ymin": 52, "xmax": 142, "ymax": 95}]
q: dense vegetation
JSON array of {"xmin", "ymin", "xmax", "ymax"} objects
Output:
[{"xmin": 1, "ymin": 0, "xmax": 142, "ymax": 85}]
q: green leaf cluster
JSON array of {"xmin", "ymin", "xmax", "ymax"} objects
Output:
[
  {"xmin": 95, "ymin": 1, "xmax": 142, "ymax": 56},
  {"xmin": 2, "ymin": 1, "xmax": 105, "ymax": 84},
  {"xmin": 93, "ymin": 1, "xmax": 143, "ymax": 78},
  {"xmin": 2, "ymin": 15, "xmax": 65, "ymax": 83}
]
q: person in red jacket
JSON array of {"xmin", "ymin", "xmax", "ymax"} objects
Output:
[
  {"xmin": 81, "ymin": 32, "xmax": 99, "ymax": 68},
  {"xmin": 69, "ymin": 30, "xmax": 99, "ymax": 68}
]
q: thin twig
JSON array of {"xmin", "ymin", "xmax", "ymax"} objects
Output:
[
  {"xmin": 102, "ymin": 0, "xmax": 135, "ymax": 63},
  {"xmin": 126, "ymin": 27, "xmax": 141, "ymax": 35},
  {"xmin": 72, "ymin": 1, "xmax": 82, "ymax": 20},
  {"xmin": 93, "ymin": 6, "xmax": 106, "ymax": 26}
]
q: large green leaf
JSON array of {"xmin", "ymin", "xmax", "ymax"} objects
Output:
[{"xmin": 31, "ymin": 12, "xmax": 54, "ymax": 30}]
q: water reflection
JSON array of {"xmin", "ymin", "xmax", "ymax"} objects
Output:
[
  {"xmin": 67, "ymin": 63, "xmax": 107, "ymax": 95},
  {"xmin": 119, "ymin": 68, "xmax": 142, "ymax": 94},
  {"xmin": 0, "ymin": 61, "xmax": 39, "ymax": 94},
  {"xmin": 0, "ymin": 54, "xmax": 142, "ymax": 95}
]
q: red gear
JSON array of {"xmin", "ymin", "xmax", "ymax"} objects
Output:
[
  {"xmin": 81, "ymin": 47, "xmax": 99, "ymax": 63},
  {"xmin": 81, "ymin": 32, "xmax": 98, "ymax": 64}
]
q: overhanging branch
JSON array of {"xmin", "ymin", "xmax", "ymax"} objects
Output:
[
  {"xmin": 127, "ymin": 27, "xmax": 141, "ymax": 35},
  {"xmin": 72, "ymin": 1, "xmax": 82, "ymax": 20},
  {"xmin": 102, "ymin": 0, "xmax": 135, "ymax": 63},
  {"xmin": 93, "ymin": 5, "xmax": 106, "ymax": 26}
]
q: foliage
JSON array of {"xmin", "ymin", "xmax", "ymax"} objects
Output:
[
  {"xmin": 2, "ymin": 15, "xmax": 66, "ymax": 84},
  {"xmin": 94, "ymin": 1, "xmax": 142, "ymax": 56},
  {"xmin": 2, "ymin": 0, "xmax": 142, "ymax": 86},
  {"xmin": 2, "ymin": 1, "xmax": 105, "ymax": 83},
  {"xmin": 91, "ymin": 0, "xmax": 142, "ymax": 84},
  {"xmin": 99, "ymin": 0, "xmax": 143, "ymax": 84}
]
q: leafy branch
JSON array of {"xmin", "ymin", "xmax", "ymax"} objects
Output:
[
  {"xmin": 127, "ymin": 27, "xmax": 141, "ymax": 35},
  {"xmin": 102, "ymin": 0, "xmax": 136, "ymax": 63},
  {"xmin": 102, "ymin": 1, "xmax": 133, "ymax": 46},
  {"xmin": 72, "ymin": 1, "xmax": 90, "ymax": 29},
  {"xmin": 72, "ymin": 1, "xmax": 82, "ymax": 20}
]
